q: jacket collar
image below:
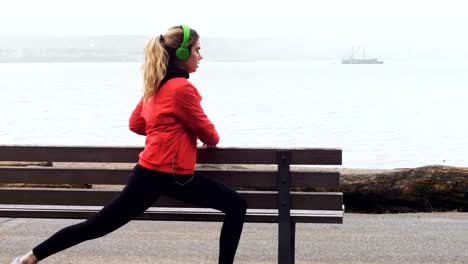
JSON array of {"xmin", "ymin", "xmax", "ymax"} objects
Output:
[{"xmin": 160, "ymin": 67, "xmax": 189, "ymax": 87}]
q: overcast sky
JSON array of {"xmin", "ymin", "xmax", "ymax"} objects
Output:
[{"xmin": 1, "ymin": 0, "xmax": 467, "ymax": 54}]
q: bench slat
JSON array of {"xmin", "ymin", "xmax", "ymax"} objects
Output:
[
  {"xmin": 0, "ymin": 188, "xmax": 343, "ymax": 210},
  {"xmin": 0, "ymin": 146, "xmax": 342, "ymax": 165},
  {"xmin": 0, "ymin": 206, "xmax": 343, "ymax": 224},
  {"xmin": 0, "ymin": 167, "xmax": 340, "ymax": 189}
]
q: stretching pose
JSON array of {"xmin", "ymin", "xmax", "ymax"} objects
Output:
[{"xmin": 12, "ymin": 25, "xmax": 247, "ymax": 264}]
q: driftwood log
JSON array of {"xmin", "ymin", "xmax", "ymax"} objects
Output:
[
  {"xmin": 340, "ymin": 165, "xmax": 468, "ymax": 213},
  {"xmin": 0, "ymin": 161, "xmax": 92, "ymax": 189},
  {"xmin": 0, "ymin": 161, "xmax": 52, "ymax": 167}
]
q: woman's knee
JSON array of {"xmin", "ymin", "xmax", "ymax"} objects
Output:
[{"xmin": 227, "ymin": 194, "xmax": 247, "ymax": 216}]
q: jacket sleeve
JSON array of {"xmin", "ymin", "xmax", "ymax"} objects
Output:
[
  {"xmin": 174, "ymin": 85, "xmax": 219, "ymax": 145},
  {"xmin": 129, "ymin": 98, "xmax": 146, "ymax": 136}
]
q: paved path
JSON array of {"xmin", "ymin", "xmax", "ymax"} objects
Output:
[{"xmin": 1, "ymin": 213, "xmax": 467, "ymax": 264}]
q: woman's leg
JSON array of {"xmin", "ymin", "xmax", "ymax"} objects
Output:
[
  {"xmin": 30, "ymin": 165, "xmax": 163, "ymax": 261},
  {"xmin": 165, "ymin": 172, "xmax": 247, "ymax": 264}
]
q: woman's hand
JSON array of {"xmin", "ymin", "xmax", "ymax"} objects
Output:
[{"xmin": 197, "ymin": 140, "xmax": 216, "ymax": 148}]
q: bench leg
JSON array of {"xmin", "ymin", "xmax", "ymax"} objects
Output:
[
  {"xmin": 290, "ymin": 221, "xmax": 296, "ymax": 264},
  {"xmin": 278, "ymin": 221, "xmax": 296, "ymax": 264}
]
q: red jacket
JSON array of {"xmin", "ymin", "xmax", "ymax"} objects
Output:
[{"xmin": 129, "ymin": 78, "xmax": 219, "ymax": 174}]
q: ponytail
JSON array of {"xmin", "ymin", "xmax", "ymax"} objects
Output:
[{"xmin": 142, "ymin": 35, "xmax": 168, "ymax": 101}]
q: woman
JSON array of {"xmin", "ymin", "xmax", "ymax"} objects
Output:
[{"xmin": 12, "ymin": 25, "xmax": 247, "ymax": 264}]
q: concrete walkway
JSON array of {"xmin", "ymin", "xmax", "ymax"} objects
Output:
[{"xmin": 1, "ymin": 213, "xmax": 467, "ymax": 264}]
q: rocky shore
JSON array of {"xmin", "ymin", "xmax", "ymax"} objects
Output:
[{"xmin": 339, "ymin": 165, "xmax": 468, "ymax": 213}]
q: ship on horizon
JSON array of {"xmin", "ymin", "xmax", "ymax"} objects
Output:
[{"xmin": 342, "ymin": 46, "xmax": 383, "ymax": 64}]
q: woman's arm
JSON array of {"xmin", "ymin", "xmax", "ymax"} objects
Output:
[
  {"xmin": 174, "ymin": 85, "xmax": 219, "ymax": 146},
  {"xmin": 129, "ymin": 98, "xmax": 146, "ymax": 136}
]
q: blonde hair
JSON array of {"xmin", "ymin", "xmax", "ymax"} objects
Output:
[{"xmin": 142, "ymin": 26, "xmax": 199, "ymax": 101}]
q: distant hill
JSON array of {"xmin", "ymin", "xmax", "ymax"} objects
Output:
[
  {"xmin": 0, "ymin": 35, "xmax": 332, "ymax": 62},
  {"xmin": 0, "ymin": 35, "xmax": 148, "ymax": 62}
]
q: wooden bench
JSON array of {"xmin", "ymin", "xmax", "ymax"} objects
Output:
[{"xmin": 0, "ymin": 145, "xmax": 343, "ymax": 264}]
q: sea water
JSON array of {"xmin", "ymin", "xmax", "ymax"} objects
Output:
[{"xmin": 1, "ymin": 60, "xmax": 467, "ymax": 168}]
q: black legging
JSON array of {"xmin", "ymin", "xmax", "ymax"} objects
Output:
[{"xmin": 32, "ymin": 164, "xmax": 247, "ymax": 264}]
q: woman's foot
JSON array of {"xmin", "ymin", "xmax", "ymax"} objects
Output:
[{"xmin": 17, "ymin": 251, "xmax": 39, "ymax": 264}]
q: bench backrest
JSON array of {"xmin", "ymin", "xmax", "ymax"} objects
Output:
[{"xmin": 0, "ymin": 145, "xmax": 342, "ymax": 212}]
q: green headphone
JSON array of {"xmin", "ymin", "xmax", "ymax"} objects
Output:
[{"xmin": 175, "ymin": 25, "xmax": 191, "ymax": 61}]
